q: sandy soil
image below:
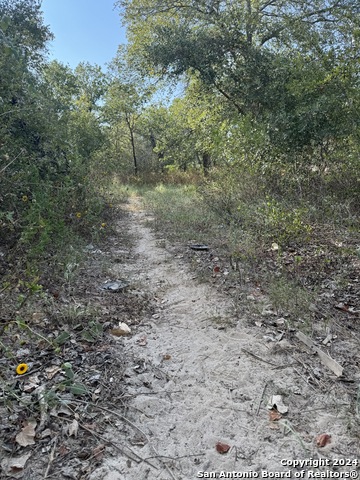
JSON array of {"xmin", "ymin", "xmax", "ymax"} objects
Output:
[{"xmin": 90, "ymin": 199, "xmax": 359, "ymax": 480}]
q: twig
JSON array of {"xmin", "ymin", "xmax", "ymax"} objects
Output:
[
  {"xmin": 0, "ymin": 149, "xmax": 25, "ymax": 176},
  {"xmin": 79, "ymin": 423, "xmax": 157, "ymax": 469},
  {"xmin": 60, "ymin": 402, "xmax": 157, "ymax": 469},
  {"xmin": 73, "ymin": 400, "xmax": 175, "ymax": 478},
  {"xmin": 144, "ymin": 453, "xmax": 205, "ymax": 461},
  {"xmin": 241, "ymin": 348, "xmax": 278, "ymax": 367},
  {"xmin": 119, "ymin": 390, "xmax": 182, "ymax": 399},
  {"xmin": 293, "ymin": 367, "xmax": 316, "ymax": 391},
  {"xmin": 44, "ymin": 437, "xmax": 57, "ymax": 479},
  {"xmin": 256, "ymin": 382, "xmax": 268, "ymax": 416}
]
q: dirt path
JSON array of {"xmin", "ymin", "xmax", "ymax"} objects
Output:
[{"xmin": 91, "ymin": 199, "xmax": 359, "ymax": 480}]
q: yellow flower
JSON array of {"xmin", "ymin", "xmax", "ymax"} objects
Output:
[
  {"xmin": 16, "ymin": 363, "xmax": 28, "ymax": 375},
  {"xmin": 22, "ymin": 195, "xmax": 28, "ymax": 202},
  {"xmin": 101, "ymin": 223, "xmax": 106, "ymax": 228},
  {"xmin": 76, "ymin": 212, "xmax": 82, "ymax": 218}
]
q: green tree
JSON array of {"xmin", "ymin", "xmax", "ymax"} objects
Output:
[
  {"xmin": 104, "ymin": 46, "xmax": 155, "ymax": 175},
  {"xmin": 118, "ymin": 0, "xmax": 359, "ymax": 153}
]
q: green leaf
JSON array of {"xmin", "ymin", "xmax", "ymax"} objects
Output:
[
  {"xmin": 54, "ymin": 331, "xmax": 70, "ymax": 345},
  {"xmin": 81, "ymin": 330, "xmax": 96, "ymax": 343},
  {"xmin": 62, "ymin": 362, "xmax": 74, "ymax": 380},
  {"xmin": 69, "ymin": 383, "xmax": 88, "ymax": 396}
]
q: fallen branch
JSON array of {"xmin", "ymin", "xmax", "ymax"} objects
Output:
[{"xmin": 296, "ymin": 331, "xmax": 344, "ymax": 377}]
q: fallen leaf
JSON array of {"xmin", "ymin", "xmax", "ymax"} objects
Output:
[
  {"xmin": 45, "ymin": 365, "xmax": 62, "ymax": 380},
  {"xmin": 40, "ymin": 429, "xmax": 53, "ymax": 439},
  {"xmin": 83, "ymin": 423, "xmax": 97, "ymax": 431},
  {"xmin": 267, "ymin": 395, "xmax": 288, "ymax": 414},
  {"xmin": 57, "ymin": 405, "xmax": 73, "ymax": 416},
  {"xmin": 92, "ymin": 444, "xmax": 106, "ymax": 461},
  {"xmin": 59, "ymin": 444, "xmax": 70, "ymax": 456},
  {"xmin": 110, "ymin": 322, "xmax": 131, "ymax": 336},
  {"xmin": 1, "ymin": 452, "xmax": 31, "ymax": 478},
  {"xmin": 68, "ymin": 419, "xmax": 79, "ymax": 437},
  {"xmin": 23, "ymin": 375, "xmax": 40, "ymax": 393},
  {"xmin": 216, "ymin": 442, "xmax": 231, "ymax": 454},
  {"xmin": 316, "ymin": 433, "xmax": 331, "ymax": 447},
  {"xmin": 163, "ymin": 354, "xmax": 172, "ymax": 360},
  {"xmin": 269, "ymin": 409, "xmax": 282, "ymax": 421},
  {"xmin": 137, "ymin": 335, "xmax": 148, "ymax": 346},
  {"xmin": 15, "ymin": 420, "xmax": 37, "ymax": 447}
]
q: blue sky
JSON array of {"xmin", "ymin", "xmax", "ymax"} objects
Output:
[{"xmin": 41, "ymin": 0, "xmax": 127, "ymax": 70}]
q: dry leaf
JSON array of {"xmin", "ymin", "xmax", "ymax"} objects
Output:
[
  {"xmin": 23, "ymin": 375, "xmax": 40, "ymax": 393},
  {"xmin": 45, "ymin": 365, "xmax": 62, "ymax": 380},
  {"xmin": 15, "ymin": 420, "xmax": 37, "ymax": 447},
  {"xmin": 269, "ymin": 409, "xmax": 282, "ymax": 421},
  {"xmin": 110, "ymin": 322, "xmax": 131, "ymax": 336},
  {"xmin": 92, "ymin": 444, "xmax": 106, "ymax": 461},
  {"xmin": 267, "ymin": 395, "xmax": 288, "ymax": 414},
  {"xmin": 1, "ymin": 452, "xmax": 31, "ymax": 478},
  {"xmin": 316, "ymin": 433, "xmax": 331, "ymax": 447},
  {"xmin": 216, "ymin": 442, "xmax": 231, "ymax": 454},
  {"xmin": 59, "ymin": 444, "xmax": 70, "ymax": 456},
  {"xmin": 68, "ymin": 419, "xmax": 79, "ymax": 437},
  {"xmin": 163, "ymin": 354, "xmax": 172, "ymax": 360}
]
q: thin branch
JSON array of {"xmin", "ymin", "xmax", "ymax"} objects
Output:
[{"xmin": 0, "ymin": 149, "xmax": 25, "ymax": 176}]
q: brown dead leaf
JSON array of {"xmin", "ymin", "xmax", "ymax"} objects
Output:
[
  {"xmin": 67, "ymin": 419, "xmax": 79, "ymax": 437},
  {"xmin": 316, "ymin": 433, "xmax": 331, "ymax": 447},
  {"xmin": 216, "ymin": 442, "xmax": 231, "ymax": 454},
  {"xmin": 110, "ymin": 323, "xmax": 131, "ymax": 337},
  {"xmin": 59, "ymin": 444, "xmax": 70, "ymax": 456},
  {"xmin": 269, "ymin": 409, "xmax": 282, "ymax": 421},
  {"xmin": 1, "ymin": 452, "xmax": 31, "ymax": 479},
  {"xmin": 15, "ymin": 420, "xmax": 37, "ymax": 447},
  {"xmin": 163, "ymin": 354, "xmax": 172, "ymax": 360},
  {"xmin": 83, "ymin": 423, "xmax": 97, "ymax": 431},
  {"xmin": 137, "ymin": 335, "xmax": 148, "ymax": 346},
  {"xmin": 45, "ymin": 365, "xmax": 62, "ymax": 380},
  {"xmin": 92, "ymin": 444, "xmax": 106, "ymax": 461},
  {"xmin": 334, "ymin": 303, "xmax": 349, "ymax": 312}
]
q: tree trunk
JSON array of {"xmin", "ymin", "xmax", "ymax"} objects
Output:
[
  {"xmin": 126, "ymin": 114, "xmax": 138, "ymax": 175},
  {"xmin": 202, "ymin": 152, "xmax": 211, "ymax": 175}
]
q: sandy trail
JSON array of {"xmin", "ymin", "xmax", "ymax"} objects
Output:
[{"xmin": 90, "ymin": 199, "xmax": 358, "ymax": 480}]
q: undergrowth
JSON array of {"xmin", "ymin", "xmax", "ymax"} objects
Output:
[{"xmin": 123, "ymin": 163, "xmax": 359, "ymax": 330}]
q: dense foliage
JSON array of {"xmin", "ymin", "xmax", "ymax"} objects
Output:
[{"xmin": 0, "ymin": 0, "xmax": 107, "ymax": 274}]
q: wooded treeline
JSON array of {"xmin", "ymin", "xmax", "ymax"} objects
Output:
[{"xmin": 1, "ymin": 0, "xmax": 359, "ymax": 274}]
